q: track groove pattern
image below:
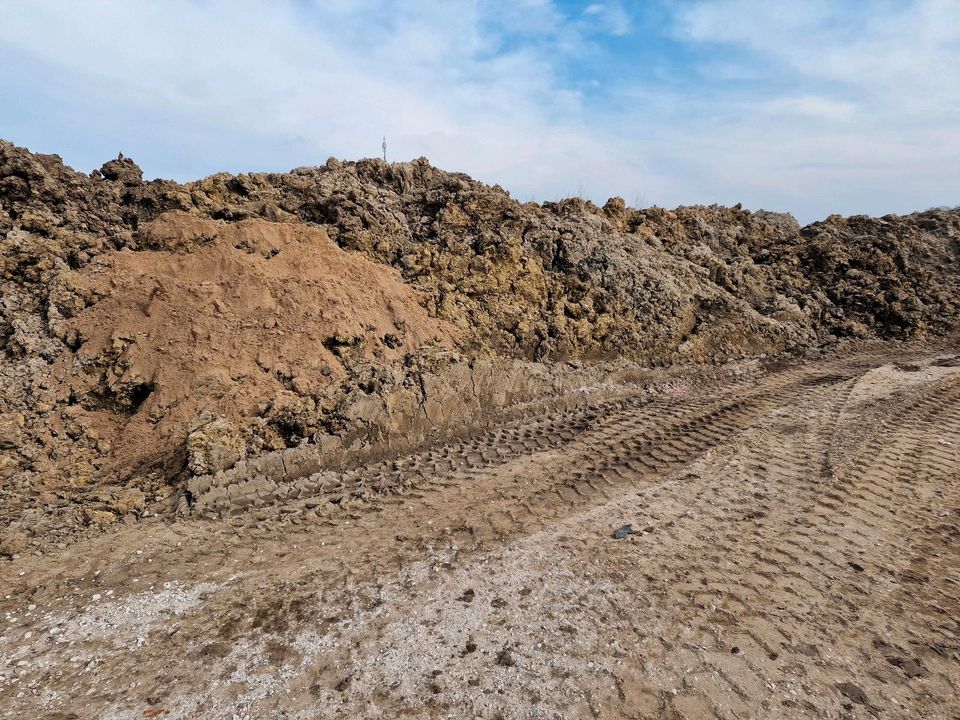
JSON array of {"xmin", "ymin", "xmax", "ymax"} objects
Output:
[{"xmin": 3, "ymin": 349, "xmax": 958, "ymax": 720}]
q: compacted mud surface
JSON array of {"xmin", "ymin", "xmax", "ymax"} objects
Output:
[{"xmin": 2, "ymin": 347, "xmax": 958, "ymax": 719}]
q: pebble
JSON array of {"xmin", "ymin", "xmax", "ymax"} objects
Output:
[{"xmin": 92, "ymin": 594, "xmax": 101, "ymax": 602}]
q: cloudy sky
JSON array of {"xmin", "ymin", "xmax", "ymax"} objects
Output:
[{"xmin": 1, "ymin": 0, "xmax": 957, "ymax": 223}]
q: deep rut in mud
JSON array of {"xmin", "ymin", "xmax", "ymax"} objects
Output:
[{"xmin": 1, "ymin": 348, "xmax": 958, "ymax": 720}]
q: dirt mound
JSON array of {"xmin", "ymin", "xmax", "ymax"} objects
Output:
[
  {"xmin": 1, "ymin": 139, "xmax": 958, "ymax": 546},
  {"xmin": 180, "ymin": 159, "xmax": 960, "ymax": 359},
  {"xmin": 53, "ymin": 211, "xmax": 457, "ymax": 475}
]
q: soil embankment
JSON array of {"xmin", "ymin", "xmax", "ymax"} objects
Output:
[{"xmin": 1, "ymin": 140, "xmax": 958, "ymax": 548}]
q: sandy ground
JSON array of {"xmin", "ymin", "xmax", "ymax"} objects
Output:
[{"xmin": 1, "ymin": 346, "xmax": 958, "ymax": 719}]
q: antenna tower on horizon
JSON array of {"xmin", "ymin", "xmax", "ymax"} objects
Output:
[{"xmin": 382, "ymin": 136, "xmax": 387, "ymax": 162}]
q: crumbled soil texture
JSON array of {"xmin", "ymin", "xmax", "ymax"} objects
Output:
[
  {"xmin": 1, "ymin": 139, "xmax": 958, "ymax": 545},
  {"xmin": 2, "ymin": 349, "xmax": 958, "ymax": 719}
]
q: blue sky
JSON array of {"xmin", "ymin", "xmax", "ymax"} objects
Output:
[{"xmin": 1, "ymin": 0, "xmax": 957, "ymax": 223}]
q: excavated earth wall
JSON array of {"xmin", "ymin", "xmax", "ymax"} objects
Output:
[
  {"xmin": 1, "ymin": 139, "xmax": 958, "ymax": 548},
  {"xmin": 182, "ymin": 354, "xmax": 755, "ymax": 519}
]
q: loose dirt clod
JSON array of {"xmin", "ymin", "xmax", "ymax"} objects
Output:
[
  {"xmin": 495, "ymin": 646, "xmax": 516, "ymax": 667},
  {"xmin": 835, "ymin": 681, "xmax": 870, "ymax": 705}
]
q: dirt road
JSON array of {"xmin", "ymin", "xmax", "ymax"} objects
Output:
[{"xmin": 2, "ymin": 347, "xmax": 958, "ymax": 719}]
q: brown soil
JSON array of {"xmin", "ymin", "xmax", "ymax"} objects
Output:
[
  {"xmin": 2, "ymin": 142, "xmax": 958, "ymax": 538},
  {"xmin": 1, "ymin": 347, "xmax": 957, "ymax": 719},
  {"xmin": 55, "ymin": 211, "xmax": 458, "ymax": 474},
  {"xmin": 1, "ymin": 141, "xmax": 959, "ymax": 717}
]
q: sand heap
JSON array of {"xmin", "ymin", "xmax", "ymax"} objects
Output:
[
  {"xmin": 54, "ymin": 211, "xmax": 457, "ymax": 472},
  {"xmin": 1, "ymin": 139, "xmax": 958, "ymax": 542}
]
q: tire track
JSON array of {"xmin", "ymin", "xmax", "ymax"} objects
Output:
[{"xmin": 214, "ymin": 361, "xmax": 869, "ymax": 534}]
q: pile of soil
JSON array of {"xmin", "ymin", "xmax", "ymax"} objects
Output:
[
  {"xmin": 53, "ymin": 211, "xmax": 458, "ymax": 470},
  {"xmin": 1, "ymin": 139, "xmax": 958, "ymax": 545}
]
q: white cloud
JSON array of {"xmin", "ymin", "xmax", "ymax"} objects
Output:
[
  {"xmin": 0, "ymin": 0, "xmax": 663, "ymax": 209},
  {"xmin": 0, "ymin": 0, "xmax": 956, "ymax": 223},
  {"xmin": 674, "ymin": 0, "xmax": 960, "ymax": 112},
  {"xmin": 762, "ymin": 96, "xmax": 858, "ymax": 122},
  {"xmin": 662, "ymin": 0, "xmax": 960, "ymax": 217},
  {"xmin": 582, "ymin": 2, "xmax": 631, "ymax": 36}
]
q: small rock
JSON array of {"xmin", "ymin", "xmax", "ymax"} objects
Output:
[
  {"xmin": 887, "ymin": 656, "xmax": 925, "ymax": 678},
  {"xmin": 495, "ymin": 646, "xmax": 516, "ymax": 667},
  {"xmin": 835, "ymin": 681, "xmax": 869, "ymax": 705},
  {"xmin": 612, "ymin": 524, "xmax": 633, "ymax": 540},
  {"xmin": 107, "ymin": 487, "xmax": 146, "ymax": 515},
  {"xmin": 0, "ymin": 417, "xmax": 22, "ymax": 449},
  {"xmin": 186, "ymin": 413, "xmax": 246, "ymax": 476},
  {"xmin": 99, "ymin": 154, "xmax": 143, "ymax": 184},
  {"xmin": 83, "ymin": 509, "xmax": 117, "ymax": 527},
  {"xmin": 0, "ymin": 531, "xmax": 28, "ymax": 557}
]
